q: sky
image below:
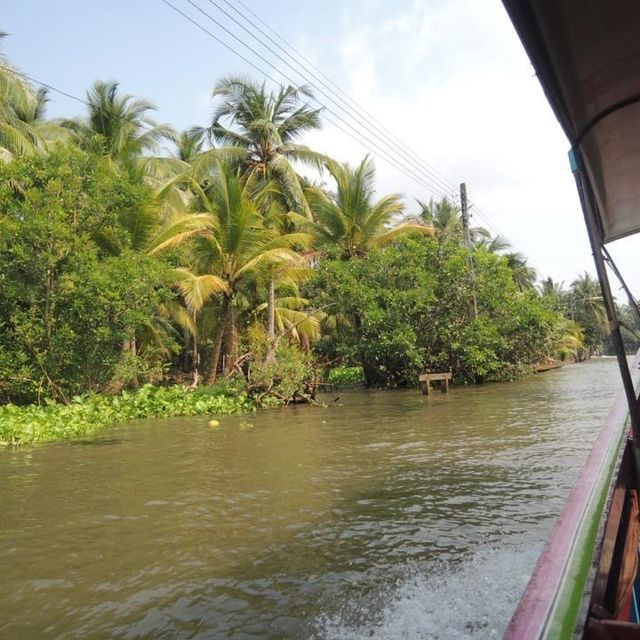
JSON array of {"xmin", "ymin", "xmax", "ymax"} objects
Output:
[{"xmin": 3, "ymin": 0, "xmax": 639, "ymax": 296}]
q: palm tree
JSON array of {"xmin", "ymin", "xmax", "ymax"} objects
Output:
[
  {"xmin": 417, "ymin": 197, "xmax": 462, "ymax": 241},
  {"xmin": 570, "ymin": 272, "xmax": 605, "ymax": 321},
  {"xmin": 200, "ymin": 76, "xmax": 330, "ymax": 348},
  {"xmin": 182, "ymin": 162, "xmax": 310, "ymax": 382},
  {"xmin": 297, "ymin": 156, "xmax": 435, "ymax": 257},
  {"xmin": 503, "ymin": 251, "xmax": 537, "ymax": 291},
  {"xmin": 416, "ymin": 197, "xmax": 508, "ymax": 252},
  {"xmin": 175, "ymin": 128, "xmax": 206, "ymax": 164},
  {"xmin": 0, "ymin": 36, "xmax": 40, "ymax": 159},
  {"xmin": 554, "ymin": 318, "xmax": 585, "ymax": 361},
  {"xmin": 203, "ymin": 75, "xmax": 326, "ymax": 215},
  {"xmin": 539, "ymin": 276, "xmax": 568, "ymax": 313},
  {"xmin": 62, "ymin": 80, "xmax": 175, "ymax": 176},
  {"xmin": 569, "ymin": 272, "xmax": 607, "ymax": 356},
  {"xmin": 0, "ymin": 35, "xmax": 68, "ymax": 160},
  {"xmin": 473, "ymin": 230, "xmax": 512, "ymax": 253}
]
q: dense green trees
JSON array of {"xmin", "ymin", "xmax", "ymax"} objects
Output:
[
  {"xmin": 308, "ymin": 237, "xmax": 556, "ymax": 385},
  {"xmin": 537, "ymin": 273, "xmax": 613, "ymax": 359},
  {"xmin": 0, "ymin": 148, "xmax": 172, "ymax": 403},
  {"xmin": 0, "ymin": 42, "xmax": 621, "ymax": 412}
]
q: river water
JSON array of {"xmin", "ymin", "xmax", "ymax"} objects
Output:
[{"xmin": 0, "ymin": 359, "xmax": 624, "ymax": 639}]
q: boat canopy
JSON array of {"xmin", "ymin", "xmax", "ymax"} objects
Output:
[{"xmin": 502, "ymin": 0, "xmax": 640, "ymax": 244}]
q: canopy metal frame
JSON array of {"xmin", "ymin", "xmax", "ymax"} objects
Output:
[{"xmin": 570, "ymin": 146, "xmax": 640, "ymax": 468}]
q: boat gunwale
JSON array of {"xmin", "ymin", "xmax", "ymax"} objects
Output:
[{"xmin": 504, "ymin": 351, "xmax": 640, "ymax": 639}]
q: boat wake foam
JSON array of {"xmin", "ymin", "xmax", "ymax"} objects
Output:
[{"xmin": 313, "ymin": 543, "xmax": 540, "ymax": 639}]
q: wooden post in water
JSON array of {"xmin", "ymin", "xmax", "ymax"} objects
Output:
[{"xmin": 419, "ymin": 372, "xmax": 452, "ymax": 395}]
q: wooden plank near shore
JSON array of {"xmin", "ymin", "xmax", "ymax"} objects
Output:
[{"xmin": 418, "ymin": 372, "xmax": 452, "ymax": 395}]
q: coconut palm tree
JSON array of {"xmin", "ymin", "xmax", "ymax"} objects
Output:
[
  {"xmin": 569, "ymin": 272, "xmax": 607, "ymax": 356},
  {"xmin": 416, "ymin": 196, "xmax": 512, "ymax": 255},
  {"xmin": 473, "ymin": 230, "xmax": 512, "ymax": 253},
  {"xmin": 570, "ymin": 273, "xmax": 605, "ymax": 321},
  {"xmin": 0, "ymin": 35, "xmax": 68, "ymax": 160},
  {"xmin": 539, "ymin": 276, "xmax": 568, "ymax": 313},
  {"xmin": 181, "ymin": 162, "xmax": 310, "ymax": 382},
  {"xmin": 296, "ymin": 156, "xmax": 435, "ymax": 258},
  {"xmin": 62, "ymin": 80, "xmax": 175, "ymax": 177},
  {"xmin": 554, "ymin": 318, "xmax": 585, "ymax": 361},
  {"xmin": 202, "ymin": 75, "xmax": 327, "ymax": 215},
  {"xmin": 197, "ymin": 76, "xmax": 329, "ymax": 346},
  {"xmin": 0, "ymin": 35, "xmax": 41, "ymax": 159},
  {"xmin": 503, "ymin": 251, "xmax": 537, "ymax": 291},
  {"xmin": 417, "ymin": 196, "xmax": 462, "ymax": 241}
]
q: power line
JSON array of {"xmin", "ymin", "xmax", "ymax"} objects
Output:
[
  {"xmin": 1, "ymin": 66, "xmax": 87, "ymax": 108},
  {"xmin": 2, "ymin": 65, "xmax": 442, "ymax": 204},
  {"xmin": 0, "ymin": 65, "xmax": 166, "ymax": 137},
  {"xmin": 5, "ymin": 3, "xmax": 505, "ymax": 240},
  {"xmin": 184, "ymin": 0, "xmax": 453, "ymax": 197},
  {"xmin": 462, "ymin": 183, "xmax": 508, "ymax": 238},
  {"xmin": 196, "ymin": 0, "xmax": 506, "ymax": 236},
  {"xmin": 228, "ymin": 0, "xmax": 460, "ymax": 198},
  {"xmin": 469, "ymin": 204, "xmax": 507, "ymax": 240},
  {"xmin": 206, "ymin": 0, "xmax": 458, "ymax": 199},
  {"xmin": 161, "ymin": 0, "xmax": 452, "ymax": 199}
]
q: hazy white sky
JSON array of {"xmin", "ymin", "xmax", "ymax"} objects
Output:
[{"xmin": 4, "ymin": 0, "xmax": 639, "ymax": 295}]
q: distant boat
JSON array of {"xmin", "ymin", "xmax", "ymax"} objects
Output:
[
  {"xmin": 535, "ymin": 361, "xmax": 564, "ymax": 374},
  {"xmin": 502, "ymin": 1, "xmax": 640, "ymax": 638}
]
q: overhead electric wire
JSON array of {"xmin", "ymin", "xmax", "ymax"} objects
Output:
[
  {"xmin": 464, "ymin": 184, "xmax": 508, "ymax": 238},
  {"xmin": 161, "ymin": 0, "xmax": 453, "ymax": 199},
  {"xmin": 219, "ymin": 2, "xmax": 510, "ymax": 233},
  {"xmin": 180, "ymin": 0, "xmax": 453, "ymax": 197},
  {"xmin": 205, "ymin": 0, "xmax": 458, "ymax": 199},
  {"xmin": 0, "ymin": 65, "xmax": 167, "ymax": 138},
  {"xmin": 5, "ymin": 2, "xmax": 504, "ymax": 238},
  {"xmin": 2, "ymin": 64, "xmax": 442, "ymax": 202},
  {"xmin": 183, "ymin": 0, "xmax": 506, "ymax": 237},
  {"xmin": 224, "ymin": 0, "xmax": 460, "ymax": 198}
]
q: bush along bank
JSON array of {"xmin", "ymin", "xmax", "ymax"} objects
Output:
[{"xmin": 0, "ymin": 383, "xmax": 254, "ymax": 446}]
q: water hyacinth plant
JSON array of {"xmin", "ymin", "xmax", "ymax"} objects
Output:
[{"xmin": 0, "ymin": 384, "xmax": 253, "ymax": 446}]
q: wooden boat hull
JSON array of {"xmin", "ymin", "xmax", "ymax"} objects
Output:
[{"xmin": 536, "ymin": 362, "xmax": 564, "ymax": 373}]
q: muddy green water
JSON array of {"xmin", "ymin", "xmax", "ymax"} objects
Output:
[{"xmin": 0, "ymin": 359, "xmax": 625, "ymax": 639}]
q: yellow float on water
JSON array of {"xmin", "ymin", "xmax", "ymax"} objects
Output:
[{"xmin": 208, "ymin": 419, "xmax": 220, "ymax": 427}]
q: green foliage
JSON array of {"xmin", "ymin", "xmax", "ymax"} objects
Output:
[
  {"xmin": 618, "ymin": 303, "xmax": 640, "ymax": 354},
  {"xmin": 0, "ymin": 383, "xmax": 253, "ymax": 446},
  {"xmin": 248, "ymin": 342, "xmax": 315, "ymax": 406},
  {"xmin": 308, "ymin": 237, "xmax": 560, "ymax": 386},
  {"xmin": 296, "ymin": 156, "xmax": 433, "ymax": 257},
  {"xmin": 0, "ymin": 146, "xmax": 173, "ymax": 403},
  {"xmin": 0, "ymin": 42, "xmax": 606, "ymax": 439},
  {"xmin": 568, "ymin": 272, "xmax": 607, "ymax": 358},
  {"xmin": 326, "ymin": 366, "xmax": 365, "ymax": 386},
  {"xmin": 309, "ymin": 237, "xmax": 435, "ymax": 386}
]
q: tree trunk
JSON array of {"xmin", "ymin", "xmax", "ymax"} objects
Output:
[
  {"xmin": 223, "ymin": 304, "xmax": 238, "ymax": 376},
  {"xmin": 265, "ymin": 277, "xmax": 277, "ymax": 365},
  {"xmin": 207, "ymin": 299, "xmax": 228, "ymax": 384},
  {"xmin": 191, "ymin": 310, "xmax": 200, "ymax": 387},
  {"xmin": 267, "ymin": 277, "xmax": 276, "ymax": 341}
]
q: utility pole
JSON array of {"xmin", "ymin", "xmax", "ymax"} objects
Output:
[
  {"xmin": 460, "ymin": 182, "xmax": 478, "ymax": 319},
  {"xmin": 460, "ymin": 182, "xmax": 472, "ymax": 250}
]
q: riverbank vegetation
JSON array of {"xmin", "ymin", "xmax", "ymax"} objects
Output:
[
  {"xmin": 1, "ymin": 39, "xmax": 635, "ymax": 443},
  {"xmin": 0, "ymin": 383, "xmax": 252, "ymax": 446}
]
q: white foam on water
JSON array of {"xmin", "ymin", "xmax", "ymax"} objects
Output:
[{"xmin": 314, "ymin": 543, "xmax": 540, "ymax": 640}]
